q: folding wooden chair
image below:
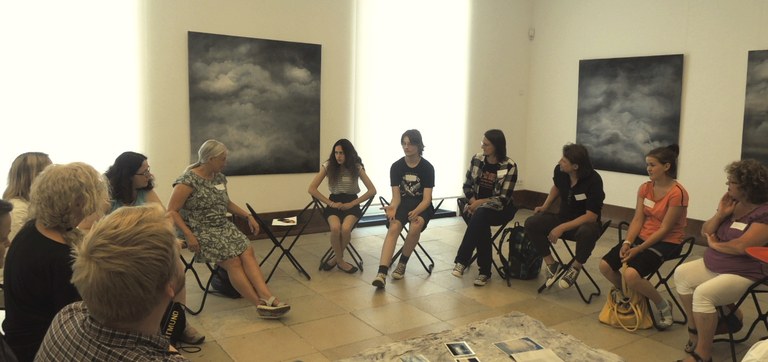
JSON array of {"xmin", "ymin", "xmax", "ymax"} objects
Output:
[
  {"xmin": 457, "ymin": 197, "xmax": 518, "ymax": 286},
  {"xmin": 315, "ymin": 195, "xmax": 374, "ymax": 272},
  {"xmin": 617, "ymin": 221, "xmax": 695, "ymax": 328},
  {"xmin": 379, "ymin": 196, "xmax": 443, "ymax": 274},
  {"xmin": 537, "ymin": 219, "xmax": 612, "ymax": 304}
]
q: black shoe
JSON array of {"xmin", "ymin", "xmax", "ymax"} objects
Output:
[
  {"xmin": 320, "ymin": 260, "xmax": 336, "ymax": 271},
  {"xmin": 337, "ymin": 263, "xmax": 358, "ymax": 274}
]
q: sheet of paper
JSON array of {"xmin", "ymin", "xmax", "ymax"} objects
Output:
[{"xmin": 271, "ymin": 216, "xmax": 297, "ymax": 226}]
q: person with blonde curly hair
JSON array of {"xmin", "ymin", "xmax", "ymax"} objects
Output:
[
  {"xmin": 2, "ymin": 162, "xmax": 109, "ymax": 362},
  {"xmin": 674, "ymin": 159, "xmax": 768, "ymax": 362},
  {"xmin": 1, "ymin": 152, "xmax": 51, "ymax": 266},
  {"xmin": 168, "ymin": 139, "xmax": 290, "ymax": 318},
  {"xmin": 36, "ymin": 205, "xmax": 189, "ymax": 361}
]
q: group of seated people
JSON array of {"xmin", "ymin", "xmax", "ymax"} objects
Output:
[{"xmin": 1, "ymin": 129, "xmax": 766, "ymax": 362}]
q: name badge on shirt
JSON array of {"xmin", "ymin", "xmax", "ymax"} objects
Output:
[
  {"xmin": 731, "ymin": 222, "xmax": 747, "ymax": 231},
  {"xmin": 574, "ymin": 193, "xmax": 587, "ymax": 201},
  {"xmin": 215, "ymin": 183, "xmax": 226, "ymax": 191},
  {"xmin": 404, "ymin": 174, "xmax": 418, "ymax": 182},
  {"xmin": 643, "ymin": 198, "xmax": 656, "ymax": 208}
]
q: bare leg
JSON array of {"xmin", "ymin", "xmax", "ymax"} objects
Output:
[
  {"xmin": 599, "ymin": 259, "xmax": 621, "ymax": 289},
  {"xmin": 625, "ymin": 267, "xmax": 664, "ymax": 305},
  {"xmin": 239, "ymin": 246, "xmax": 278, "ymax": 303},
  {"xmin": 218, "ymin": 257, "xmax": 262, "ymax": 307},
  {"xmin": 379, "ymin": 220, "xmax": 404, "ymax": 266},
  {"xmin": 336, "ymin": 215, "xmax": 358, "ymax": 269},
  {"xmin": 400, "ymin": 217, "xmax": 424, "ymax": 258},
  {"xmin": 679, "ymin": 293, "xmax": 697, "ymax": 346},
  {"xmin": 692, "ymin": 311, "xmax": 717, "ymax": 361},
  {"xmin": 327, "ymin": 215, "xmax": 342, "ymax": 267}
]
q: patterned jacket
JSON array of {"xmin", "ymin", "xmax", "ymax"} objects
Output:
[{"xmin": 462, "ymin": 153, "xmax": 518, "ymax": 210}]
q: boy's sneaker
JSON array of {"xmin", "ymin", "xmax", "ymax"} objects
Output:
[
  {"xmin": 451, "ymin": 263, "xmax": 466, "ymax": 278},
  {"xmin": 391, "ymin": 262, "xmax": 407, "ymax": 280},
  {"xmin": 473, "ymin": 274, "xmax": 491, "ymax": 286},
  {"xmin": 372, "ymin": 273, "xmax": 387, "ymax": 288},
  {"xmin": 558, "ymin": 266, "xmax": 581, "ymax": 289},
  {"xmin": 544, "ymin": 261, "xmax": 563, "ymax": 287},
  {"xmin": 657, "ymin": 299, "xmax": 674, "ymax": 329}
]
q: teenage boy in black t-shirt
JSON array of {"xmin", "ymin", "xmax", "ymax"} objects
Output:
[{"xmin": 373, "ymin": 129, "xmax": 435, "ymax": 288}]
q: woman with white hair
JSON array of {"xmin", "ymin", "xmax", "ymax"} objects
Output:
[
  {"xmin": 2, "ymin": 162, "xmax": 109, "ymax": 362},
  {"xmin": 168, "ymin": 139, "xmax": 290, "ymax": 318}
]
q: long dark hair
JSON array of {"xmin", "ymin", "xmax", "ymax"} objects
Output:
[
  {"xmin": 325, "ymin": 139, "xmax": 362, "ymax": 185},
  {"xmin": 105, "ymin": 152, "xmax": 153, "ymax": 206},
  {"xmin": 562, "ymin": 143, "xmax": 594, "ymax": 179},
  {"xmin": 401, "ymin": 129, "xmax": 425, "ymax": 155},
  {"xmin": 484, "ymin": 129, "xmax": 507, "ymax": 161},
  {"xmin": 646, "ymin": 144, "xmax": 680, "ymax": 178}
]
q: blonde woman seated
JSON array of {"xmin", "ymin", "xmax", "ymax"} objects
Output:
[
  {"xmin": 674, "ymin": 159, "xmax": 768, "ymax": 362},
  {"xmin": 308, "ymin": 139, "xmax": 376, "ymax": 273},
  {"xmin": 168, "ymin": 139, "xmax": 290, "ymax": 318},
  {"xmin": 599, "ymin": 145, "xmax": 688, "ymax": 329}
]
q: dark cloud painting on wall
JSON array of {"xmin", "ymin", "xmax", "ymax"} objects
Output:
[
  {"xmin": 187, "ymin": 31, "xmax": 321, "ymax": 176},
  {"xmin": 576, "ymin": 54, "xmax": 683, "ymax": 175},
  {"xmin": 741, "ymin": 50, "xmax": 768, "ymax": 165}
]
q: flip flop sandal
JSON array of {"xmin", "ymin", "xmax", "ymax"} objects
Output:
[{"xmin": 257, "ymin": 296, "xmax": 290, "ymax": 318}]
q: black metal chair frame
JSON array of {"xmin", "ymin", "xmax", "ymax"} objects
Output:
[
  {"xmin": 379, "ymin": 196, "xmax": 444, "ymax": 274},
  {"xmin": 457, "ymin": 197, "xmax": 517, "ymax": 286},
  {"xmin": 537, "ymin": 219, "xmax": 612, "ymax": 304},
  {"xmin": 180, "ymin": 251, "xmax": 230, "ymax": 315},
  {"xmin": 617, "ymin": 221, "xmax": 696, "ymax": 329},
  {"xmin": 713, "ymin": 275, "xmax": 768, "ymax": 361},
  {"xmin": 246, "ymin": 201, "xmax": 317, "ymax": 283},
  {"xmin": 315, "ymin": 195, "xmax": 375, "ymax": 272}
]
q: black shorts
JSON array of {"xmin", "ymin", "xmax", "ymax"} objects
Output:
[
  {"xmin": 391, "ymin": 197, "xmax": 434, "ymax": 231},
  {"xmin": 323, "ymin": 193, "xmax": 362, "ymax": 220},
  {"xmin": 602, "ymin": 238, "xmax": 683, "ymax": 277}
]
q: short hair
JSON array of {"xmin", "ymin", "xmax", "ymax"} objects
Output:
[
  {"xmin": 0, "ymin": 199, "xmax": 12, "ymax": 216},
  {"xmin": 3, "ymin": 152, "xmax": 52, "ymax": 201},
  {"xmin": 562, "ymin": 143, "xmax": 594, "ymax": 179},
  {"xmin": 646, "ymin": 144, "xmax": 680, "ymax": 178},
  {"xmin": 401, "ymin": 129, "xmax": 425, "ymax": 155},
  {"xmin": 29, "ymin": 162, "xmax": 109, "ymax": 245},
  {"xmin": 484, "ymin": 129, "xmax": 507, "ymax": 161},
  {"xmin": 325, "ymin": 139, "xmax": 363, "ymax": 184},
  {"xmin": 726, "ymin": 159, "xmax": 768, "ymax": 204},
  {"xmin": 105, "ymin": 152, "xmax": 153, "ymax": 207},
  {"xmin": 71, "ymin": 205, "xmax": 181, "ymax": 324},
  {"xmin": 187, "ymin": 139, "xmax": 228, "ymax": 171}
]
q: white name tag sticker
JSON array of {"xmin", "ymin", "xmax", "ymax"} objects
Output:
[
  {"xmin": 404, "ymin": 174, "xmax": 418, "ymax": 182},
  {"xmin": 574, "ymin": 193, "xmax": 587, "ymax": 201},
  {"xmin": 731, "ymin": 222, "xmax": 747, "ymax": 231},
  {"xmin": 643, "ymin": 198, "xmax": 656, "ymax": 208},
  {"xmin": 215, "ymin": 183, "xmax": 226, "ymax": 191}
]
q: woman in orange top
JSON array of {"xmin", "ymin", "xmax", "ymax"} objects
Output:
[{"xmin": 599, "ymin": 145, "xmax": 688, "ymax": 329}]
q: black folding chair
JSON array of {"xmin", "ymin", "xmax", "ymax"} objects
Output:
[
  {"xmin": 617, "ymin": 221, "xmax": 695, "ymax": 328},
  {"xmin": 714, "ymin": 275, "xmax": 768, "ymax": 362},
  {"xmin": 246, "ymin": 202, "xmax": 317, "ymax": 283},
  {"xmin": 180, "ymin": 250, "xmax": 230, "ymax": 315},
  {"xmin": 379, "ymin": 196, "xmax": 443, "ymax": 274},
  {"xmin": 537, "ymin": 219, "xmax": 612, "ymax": 304},
  {"xmin": 315, "ymin": 195, "xmax": 374, "ymax": 272},
  {"xmin": 457, "ymin": 197, "xmax": 517, "ymax": 286}
]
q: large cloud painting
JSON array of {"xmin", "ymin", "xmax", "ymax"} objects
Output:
[
  {"xmin": 576, "ymin": 54, "xmax": 683, "ymax": 175},
  {"xmin": 741, "ymin": 50, "xmax": 768, "ymax": 165},
  {"xmin": 188, "ymin": 32, "xmax": 321, "ymax": 175}
]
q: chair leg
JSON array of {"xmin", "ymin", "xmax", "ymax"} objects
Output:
[
  {"xmin": 562, "ymin": 240, "xmax": 601, "ymax": 304},
  {"xmin": 184, "ymin": 264, "xmax": 218, "ymax": 316}
]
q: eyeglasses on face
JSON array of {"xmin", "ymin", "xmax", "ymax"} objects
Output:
[{"xmin": 135, "ymin": 168, "xmax": 152, "ymax": 177}]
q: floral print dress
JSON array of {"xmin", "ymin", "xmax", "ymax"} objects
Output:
[{"xmin": 174, "ymin": 170, "xmax": 248, "ymax": 263}]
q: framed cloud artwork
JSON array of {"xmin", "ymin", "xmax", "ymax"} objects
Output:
[
  {"xmin": 576, "ymin": 54, "xmax": 683, "ymax": 175},
  {"xmin": 741, "ymin": 50, "xmax": 768, "ymax": 165},
  {"xmin": 187, "ymin": 31, "xmax": 321, "ymax": 176}
]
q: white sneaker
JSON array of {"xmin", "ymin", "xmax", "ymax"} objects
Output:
[
  {"xmin": 657, "ymin": 299, "xmax": 674, "ymax": 329},
  {"xmin": 372, "ymin": 273, "xmax": 386, "ymax": 288},
  {"xmin": 544, "ymin": 261, "xmax": 563, "ymax": 288},
  {"xmin": 474, "ymin": 274, "xmax": 490, "ymax": 286},
  {"xmin": 391, "ymin": 262, "xmax": 407, "ymax": 280},
  {"xmin": 451, "ymin": 263, "xmax": 466, "ymax": 278}
]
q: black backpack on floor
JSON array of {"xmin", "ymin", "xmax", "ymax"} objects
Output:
[
  {"xmin": 211, "ymin": 267, "xmax": 242, "ymax": 298},
  {"xmin": 502, "ymin": 222, "xmax": 542, "ymax": 280}
]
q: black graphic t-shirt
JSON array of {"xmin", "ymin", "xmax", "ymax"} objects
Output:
[
  {"xmin": 389, "ymin": 157, "xmax": 435, "ymax": 200},
  {"xmin": 476, "ymin": 162, "xmax": 499, "ymax": 199}
]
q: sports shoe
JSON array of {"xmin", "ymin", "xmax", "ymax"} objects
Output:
[
  {"xmin": 544, "ymin": 261, "xmax": 563, "ymax": 287},
  {"xmin": 391, "ymin": 262, "xmax": 407, "ymax": 280},
  {"xmin": 657, "ymin": 299, "xmax": 674, "ymax": 329},
  {"xmin": 473, "ymin": 274, "xmax": 490, "ymax": 286},
  {"xmin": 451, "ymin": 263, "xmax": 466, "ymax": 278},
  {"xmin": 558, "ymin": 266, "xmax": 581, "ymax": 289},
  {"xmin": 372, "ymin": 272, "xmax": 387, "ymax": 288}
]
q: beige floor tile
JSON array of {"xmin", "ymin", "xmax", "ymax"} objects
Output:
[
  {"xmin": 184, "ymin": 341, "xmax": 234, "ymax": 362},
  {"xmin": 353, "ymin": 301, "xmax": 441, "ymax": 334},
  {"xmin": 290, "ymin": 314, "xmax": 382, "ymax": 350},
  {"xmin": 408, "ymin": 290, "xmax": 492, "ymax": 320},
  {"xmin": 505, "ymin": 297, "xmax": 584, "ymax": 327},
  {"xmin": 279, "ymin": 293, "xmax": 348, "ymax": 326},
  {"xmin": 319, "ymin": 334, "xmax": 395, "ymax": 361},
  {"xmin": 218, "ymin": 326, "xmax": 317, "ymax": 362},
  {"xmin": 611, "ymin": 337, "xmax": 686, "ymax": 362},
  {"xmin": 196, "ymin": 305, "xmax": 283, "ymax": 340},
  {"xmin": 282, "ymin": 352, "xmax": 331, "ymax": 362},
  {"xmin": 321, "ymin": 284, "xmax": 403, "ymax": 312},
  {"xmin": 553, "ymin": 314, "xmax": 646, "ymax": 351}
]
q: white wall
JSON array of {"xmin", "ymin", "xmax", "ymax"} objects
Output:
[
  {"xmin": 144, "ymin": 0, "xmax": 355, "ymax": 212},
  {"xmin": 527, "ymin": 0, "xmax": 768, "ymax": 220}
]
